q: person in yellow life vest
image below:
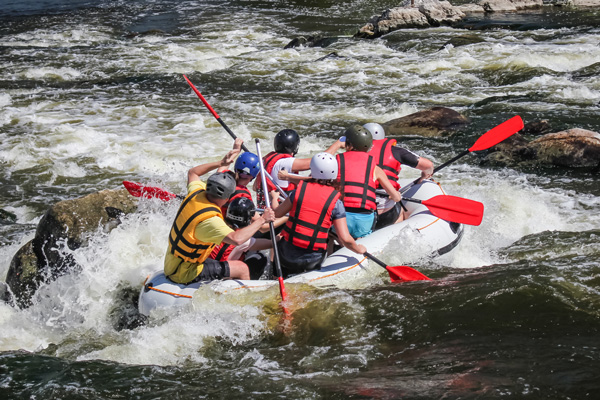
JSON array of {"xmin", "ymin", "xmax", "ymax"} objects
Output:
[
  {"xmin": 325, "ymin": 125, "xmax": 402, "ymax": 239},
  {"xmin": 363, "ymin": 122, "xmax": 434, "ymax": 229},
  {"xmin": 273, "ymin": 152, "xmax": 366, "ymax": 277},
  {"xmin": 164, "ymin": 143, "xmax": 276, "ymax": 284}
]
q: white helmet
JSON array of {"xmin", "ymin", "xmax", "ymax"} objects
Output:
[
  {"xmin": 310, "ymin": 152, "xmax": 338, "ymax": 180},
  {"xmin": 363, "ymin": 122, "xmax": 385, "ymax": 140}
]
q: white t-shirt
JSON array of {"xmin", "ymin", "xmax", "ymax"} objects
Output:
[{"xmin": 269, "ymin": 157, "xmax": 296, "ymax": 189}]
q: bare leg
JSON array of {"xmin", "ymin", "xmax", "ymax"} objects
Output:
[{"xmin": 228, "ymin": 260, "xmax": 250, "ymax": 280}]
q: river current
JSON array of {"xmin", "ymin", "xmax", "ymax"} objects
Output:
[{"xmin": 1, "ymin": 1, "xmax": 599, "ymax": 398}]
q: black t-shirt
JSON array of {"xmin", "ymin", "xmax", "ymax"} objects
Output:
[{"xmin": 391, "ymin": 146, "xmax": 420, "ymax": 168}]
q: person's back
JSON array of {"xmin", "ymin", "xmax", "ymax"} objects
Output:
[{"xmin": 274, "ymin": 153, "xmax": 366, "ymax": 277}]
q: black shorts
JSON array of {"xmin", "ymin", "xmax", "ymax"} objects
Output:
[{"xmin": 191, "ymin": 258, "xmax": 230, "ymax": 283}]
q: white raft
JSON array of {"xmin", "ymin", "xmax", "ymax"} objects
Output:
[{"xmin": 138, "ymin": 179, "xmax": 464, "ymax": 316}]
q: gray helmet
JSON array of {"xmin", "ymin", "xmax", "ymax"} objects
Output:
[
  {"xmin": 363, "ymin": 122, "xmax": 385, "ymax": 140},
  {"xmin": 344, "ymin": 124, "xmax": 372, "ymax": 152},
  {"xmin": 206, "ymin": 172, "xmax": 236, "ymax": 200}
]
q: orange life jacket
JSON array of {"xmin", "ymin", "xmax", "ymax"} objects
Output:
[
  {"xmin": 168, "ymin": 189, "xmax": 222, "ymax": 263},
  {"xmin": 336, "ymin": 151, "xmax": 377, "ymax": 213},
  {"xmin": 368, "ymin": 138, "xmax": 401, "ymax": 190},
  {"xmin": 281, "ymin": 180, "xmax": 340, "ymax": 251}
]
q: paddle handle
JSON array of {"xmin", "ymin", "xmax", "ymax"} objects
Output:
[
  {"xmin": 183, "ymin": 75, "xmax": 288, "ymax": 198},
  {"xmin": 256, "ymin": 138, "xmax": 288, "ymax": 304}
]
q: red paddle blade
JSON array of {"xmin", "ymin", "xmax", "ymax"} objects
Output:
[
  {"xmin": 469, "ymin": 115, "xmax": 524, "ymax": 152},
  {"xmin": 122, "ymin": 181, "xmax": 178, "ymax": 201},
  {"xmin": 386, "ymin": 266, "xmax": 432, "ymax": 282},
  {"xmin": 422, "ymin": 195, "xmax": 484, "ymax": 226}
]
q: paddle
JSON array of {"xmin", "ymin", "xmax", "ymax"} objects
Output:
[
  {"xmin": 401, "ymin": 115, "xmax": 524, "ymax": 193},
  {"xmin": 402, "ymin": 194, "xmax": 484, "ymax": 226},
  {"xmin": 329, "ymin": 231, "xmax": 431, "ymax": 282},
  {"xmin": 364, "ymin": 251, "xmax": 431, "ymax": 282},
  {"xmin": 182, "ymin": 74, "xmax": 288, "ymax": 199},
  {"xmin": 255, "ymin": 138, "xmax": 290, "ymax": 315},
  {"xmin": 122, "ymin": 181, "xmax": 183, "ymax": 201}
]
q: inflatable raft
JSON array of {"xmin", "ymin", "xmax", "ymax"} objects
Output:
[{"xmin": 138, "ymin": 179, "xmax": 464, "ymax": 316}]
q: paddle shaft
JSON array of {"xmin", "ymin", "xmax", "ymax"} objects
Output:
[
  {"xmin": 183, "ymin": 75, "xmax": 288, "ymax": 199},
  {"xmin": 255, "ymin": 138, "xmax": 288, "ymax": 307}
]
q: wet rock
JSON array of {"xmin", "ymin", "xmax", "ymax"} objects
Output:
[
  {"xmin": 522, "ymin": 119, "xmax": 551, "ymax": 136},
  {"xmin": 479, "ymin": 0, "xmax": 543, "ymax": 12},
  {"xmin": 382, "ymin": 107, "xmax": 470, "ymax": 137},
  {"xmin": 354, "ymin": 1, "xmax": 463, "ymax": 39},
  {"xmin": 284, "ymin": 35, "xmax": 339, "ymax": 49},
  {"xmin": 0, "ymin": 208, "xmax": 17, "ymax": 224},
  {"xmin": 486, "ymin": 128, "xmax": 600, "ymax": 168},
  {"xmin": 314, "ymin": 52, "xmax": 346, "ymax": 62},
  {"xmin": 6, "ymin": 188, "xmax": 138, "ymax": 308},
  {"xmin": 526, "ymin": 129, "xmax": 600, "ymax": 167}
]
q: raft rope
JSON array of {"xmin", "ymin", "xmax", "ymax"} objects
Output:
[{"xmin": 142, "ymin": 275, "xmax": 193, "ymax": 299}]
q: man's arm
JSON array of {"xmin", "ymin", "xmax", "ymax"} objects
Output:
[
  {"xmin": 332, "ymin": 218, "xmax": 366, "ymax": 255},
  {"xmin": 222, "ymin": 207, "xmax": 275, "ymax": 246},
  {"xmin": 188, "ymin": 138, "xmax": 243, "ymax": 184}
]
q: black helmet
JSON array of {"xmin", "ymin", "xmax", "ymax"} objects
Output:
[
  {"xmin": 344, "ymin": 124, "xmax": 372, "ymax": 152},
  {"xmin": 225, "ymin": 197, "xmax": 255, "ymax": 228},
  {"xmin": 274, "ymin": 129, "xmax": 300, "ymax": 155},
  {"xmin": 206, "ymin": 172, "xmax": 236, "ymax": 200}
]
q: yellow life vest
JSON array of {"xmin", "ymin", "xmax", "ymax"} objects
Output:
[{"xmin": 167, "ymin": 188, "xmax": 223, "ymax": 263}]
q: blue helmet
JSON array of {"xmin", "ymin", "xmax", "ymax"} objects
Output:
[{"xmin": 234, "ymin": 152, "xmax": 260, "ymax": 178}]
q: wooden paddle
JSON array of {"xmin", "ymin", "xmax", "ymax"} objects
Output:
[
  {"xmin": 402, "ymin": 194, "xmax": 484, "ymax": 226},
  {"xmin": 255, "ymin": 138, "xmax": 290, "ymax": 315},
  {"xmin": 401, "ymin": 115, "xmax": 524, "ymax": 194}
]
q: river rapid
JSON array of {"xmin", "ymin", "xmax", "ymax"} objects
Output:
[{"xmin": 1, "ymin": 0, "xmax": 599, "ymax": 398}]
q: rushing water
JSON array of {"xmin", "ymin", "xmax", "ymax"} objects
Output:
[{"xmin": 1, "ymin": 0, "xmax": 599, "ymax": 398}]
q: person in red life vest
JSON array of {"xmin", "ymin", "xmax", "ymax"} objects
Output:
[
  {"xmin": 253, "ymin": 129, "xmax": 312, "ymax": 207},
  {"xmin": 164, "ymin": 144, "xmax": 276, "ymax": 285},
  {"xmin": 363, "ymin": 122, "xmax": 434, "ymax": 229},
  {"xmin": 210, "ymin": 197, "xmax": 273, "ymax": 280},
  {"xmin": 325, "ymin": 125, "xmax": 402, "ymax": 239},
  {"xmin": 273, "ymin": 152, "xmax": 366, "ymax": 277}
]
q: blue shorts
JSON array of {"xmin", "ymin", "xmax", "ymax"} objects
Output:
[{"xmin": 345, "ymin": 211, "xmax": 376, "ymax": 239}]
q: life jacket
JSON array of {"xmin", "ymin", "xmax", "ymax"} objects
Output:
[
  {"xmin": 256, "ymin": 151, "xmax": 296, "ymax": 206},
  {"xmin": 168, "ymin": 188, "xmax": 223, "ymax": 263},
  {"xmin": 221, "ymin": 184, "xmax": 253, "ymax": 215},
  {"xmin": 210, "ymin": 242, "xmax": 238, "ymax": 261},
  {"xmin": 282, "ymin": 180, "xmax": 340, "ymax": 251},
  {"xmin": 336, "ymin": 151, "xmax": 377, "ymax": 213},
  {"xmin": 368, "ymin": 138, "xmax": 401, "ymax": 190}
]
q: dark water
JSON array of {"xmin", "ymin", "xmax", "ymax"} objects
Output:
[{"xmin": 1, "ymin": 0, "xmax": 599, "ymax": 398}]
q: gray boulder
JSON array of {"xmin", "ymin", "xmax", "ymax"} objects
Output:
[
  {"xmin": 382, "ymin": 107, "xmax": 470, "ymax": 137},
  {"xmin": 355, "ymin": 1, "xmax": 464, "ymax": 39},
  {"xmin": 5, "ymin": 188, "xmax": 138, "ymax": 308}
]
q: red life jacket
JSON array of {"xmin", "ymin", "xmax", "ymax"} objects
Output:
[
  {"xmin": 282, "ymin": 180, "xmax": 340, "ymax": 251},
  {"xmin": 336, "ymin": 151, "xmax": 377, "ymax": 213},
  {"xmin": 210, "ymin": 242, "xmax": 242, "ymax": 261},
  {"xmin": 256, "ymin": 151, "xmax": 296, "ymax": 206},
  {"xmin": 221, "ymin": 184, "xmax": 253, "ymax": 215},
  {"xmin": 368, "ymin": 138, "xmax": 401, "ymax": 190}
]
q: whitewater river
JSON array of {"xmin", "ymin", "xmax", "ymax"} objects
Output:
[{"xmin": 1, "ymin": 0, "xmax": 599, "ymax": 398}]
